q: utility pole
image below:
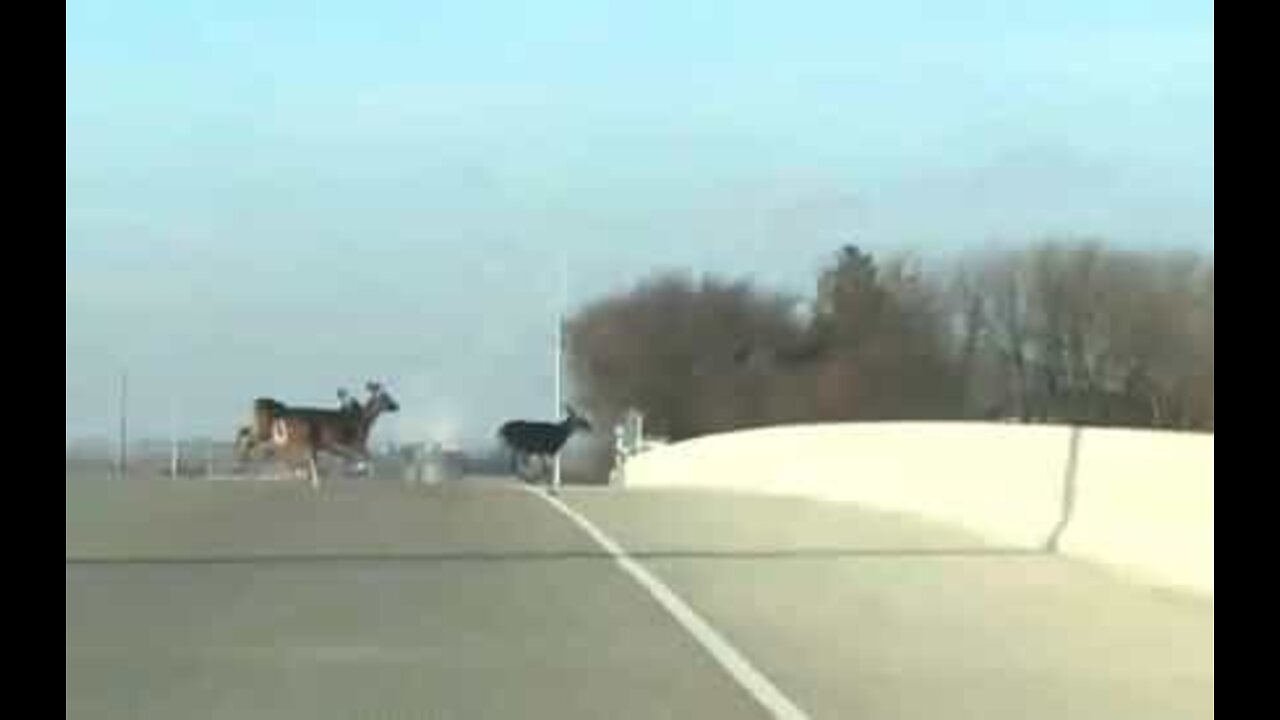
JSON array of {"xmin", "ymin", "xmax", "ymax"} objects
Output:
[
  {"xmin": 552, "ymin": 255, "xmax": 568, "ymax": 495},
  {"xmin": 118, "ymin": 370, "xmax": 128, "ymax": 480},
  {"xmin": 169, "ymin": 396, "xmax": 179, "ymax": 479}
]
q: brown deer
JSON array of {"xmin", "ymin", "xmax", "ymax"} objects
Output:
[{"xmin": 236, "ymin": 382, "xmax": 400, "ymax": 488}]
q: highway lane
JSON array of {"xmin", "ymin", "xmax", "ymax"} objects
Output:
[
  {"xmin": 566, "ymin": 487, "xmax": 1213, "ymax": 720},
  {"xmin": 67, "ymin": 477, "xmax": 764, "ymax": 720},
  {"xmin": 67, "ymin": 476, "xmax": 1213, "ymax": 719}
]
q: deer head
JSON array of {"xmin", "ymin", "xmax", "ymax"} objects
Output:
[
  {"xmin": 563, "ymin": 404, "xmax": 592, "ymax": 433},
  {"xmin": 365, "ymin": 381, "xmax": 400, "ymax": 416}
]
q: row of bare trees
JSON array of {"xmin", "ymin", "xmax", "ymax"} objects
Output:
[
  {"xmin": 567, "ymin": 238, "xmax": 1213, "ymax": 445},
  {"xmin": 955, "ymin": 241, "xmax": 1213, "ymax": 428}
]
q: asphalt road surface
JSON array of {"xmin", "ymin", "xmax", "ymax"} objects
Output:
[{"xmin": 66, "ymin": 475, "xmax": 1213, "ymax": 719}]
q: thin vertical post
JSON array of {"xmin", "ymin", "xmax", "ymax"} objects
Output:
[
  {"xmin": 118, "ymin": 370, "xmax": 128, "ymax": 480},
  {"xmin": 552, "ymin": 256, "xmax": 567, "ymax": 494},
  {"xmin": 169, "ymin": 397, "xmax": 179, "ymax": 479}
]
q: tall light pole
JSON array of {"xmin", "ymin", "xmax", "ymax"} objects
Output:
[{"xmin": 552, "ymin": 256, "xmax": 568, "ymax": 495}]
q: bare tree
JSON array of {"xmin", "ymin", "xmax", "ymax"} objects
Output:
[
  {"xmin": 958, "ymin": 239, "xmax": 1213, "ymax": 429},
  {"xmin": 566, "ymin": 272, "xmax": 805, "ymax": 441}
]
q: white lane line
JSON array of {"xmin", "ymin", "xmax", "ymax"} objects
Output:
[{"xmin": 524, "ymin": 485, "xmax": 810, "ymax": 720}]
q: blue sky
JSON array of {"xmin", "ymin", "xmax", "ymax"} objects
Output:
[{"xmin": 66, "ymin": 0, "xmax": 1214, "ymax": 445}]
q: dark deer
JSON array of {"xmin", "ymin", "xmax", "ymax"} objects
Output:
[{"xmin": 497, "ymin": 405, "xmax": 592, "ymax": 483}]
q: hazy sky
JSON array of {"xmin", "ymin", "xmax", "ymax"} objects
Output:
[{"xmin": 66, "ymin": 0, "xmax": 1214, "ymax": 446}]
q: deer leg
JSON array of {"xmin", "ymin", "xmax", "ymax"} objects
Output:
[
  {"xmin": 236, "ymin": 430, "xmax": 269, "ymax": 471},
  {"xmin": 538, "ymin": 454, "xmax": 551, "ymax": 485},
  {"xmin": 324, "ymin": 444, "xmax": 364, "ymax": 477},
  {"xmin": 308, "ymin": 450, "xmax": 320, "ymax": 491},
  {"xmin": 358, "ymin": 447, "xmax": 374, "ymax": 479},
  {"xmin": 234, "ymin": 429, "xmax": 251, "ymax": 465}
]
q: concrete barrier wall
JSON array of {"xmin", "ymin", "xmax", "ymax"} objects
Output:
[
  {"xmin": 1058, "ymin": 429, "xmax": 1214, "ymax": 596},
  {"xmin": 624, "ymin": 422, "xmax": 1073, "ymax": 549},
  {"xmin": 623, "ymin": 422, "xmax": 1213, "ymax": 597}
]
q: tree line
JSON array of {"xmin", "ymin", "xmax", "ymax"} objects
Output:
[{"xmin": 566, "ymin": 238, "xmax": 1213, "ymax": 447}]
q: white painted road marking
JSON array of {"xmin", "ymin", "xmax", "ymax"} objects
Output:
[{"xmin": 524, "ymin": 485, "xmax": 811, "ymax": 720}]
